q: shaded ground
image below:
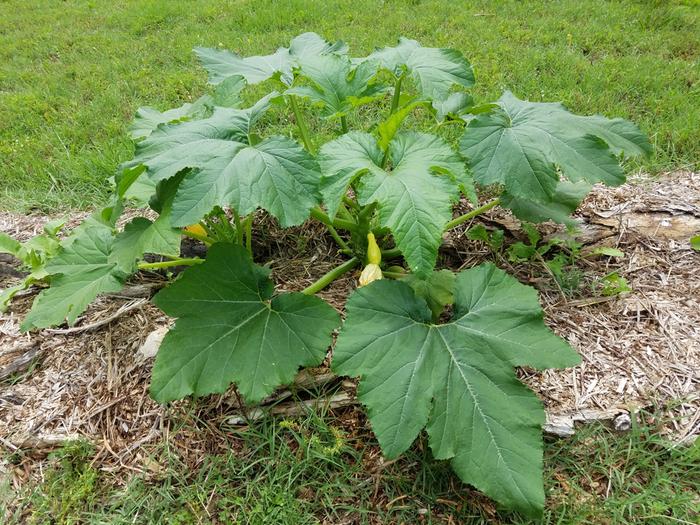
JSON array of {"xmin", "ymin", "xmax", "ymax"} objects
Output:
[{"xmin": 0, "ymin": 172, "xmax": 698, "ymax": 523}]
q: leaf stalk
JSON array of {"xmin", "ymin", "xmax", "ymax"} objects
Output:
[
  {"xmin": 444, "ymin": 198, "xmax": 501, "ymax": 231},
  {"xmin": 288, "ymin": 96, "xmax": 313, "ymax": 152},
  {"xmin": 138, "ymin": 258, "xmax": 204, "ymax": 270},
  {"xmin": 301, "ymin": 257, "xmax": 359, "ymax": 295}
]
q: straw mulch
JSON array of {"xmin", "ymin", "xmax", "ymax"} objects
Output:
[{"xmin": 1, "ymin": 172, "xmax": 698, "ymax": 488}]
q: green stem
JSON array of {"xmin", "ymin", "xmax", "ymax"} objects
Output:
[
  {"xmin": 181, "ymin": 229, "xmax": 216, "ymax": 245},
  {"xmin": 336, "ymin": 204, "xmax": 355, "ymax": 222},
  {"xmin": 342, "ymin": 195, "xmax": 360, "ymax": 211},
  {"xmin": 381, "ymin": 247, "xmax": 402, "ymax": 259},
  {"xmin": 389, "ymin": 74, "xmax": 404, "ymax": 116},
  {"xmin": 380, "ymin": 149, "xmax": 390, "ymax": 169},
  {"xmin": 243, "ymin": 215, "xmax": 253, "ymax": 254},
  {"xmin": 216, "ymin": 209, "xmax": 237, "ymax": 241},
  {"xmin": 301, "ymin": 257, "xmax": 359, "ymax": 295},
  {"xmin": 309, "ymin": 207, "xmax": 353, "ymax": 251},
  {"xmin": 289, "ymin": 96, "xmax": 313, "ymax": 151},
  {"xmin": 310, "ymin": 207, "xmax": 357, "ymax": 231},
  {"xmin": 198, "ymin": 220, "xmax": 216, "ymax": 240},
  {"xmin": 382, "ymin": 270, "xmax": 406, "ymax": 279},
  {"xmin": 443, "ymin": 198, "xmax": 501, "ymax": 231},
  {"xmin": 340, "ymin": 115, "xmax": 348, "ymax": 134},
  {"xmin": 138, "ymin": 258, "xmax": 204, "ymax": 271},
  {"xmin": 232, "ymin": 208, "xmax": 243, "ymax": 245},
  {"xmin": 205, "ymin": 217, "xmax": 228, "ymax": 241}
]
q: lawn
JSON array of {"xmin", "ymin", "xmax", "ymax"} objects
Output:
[
  {"xmin": 3, "ymin": 408, "xmax": 699, "ymax": 524},
  {"xmin": 2, "ymin": 1, "xmax": 699, "ymax": 523},
  {"xmin": 1, "ymin": 0, "xmax": 699, "ymax": 211}
]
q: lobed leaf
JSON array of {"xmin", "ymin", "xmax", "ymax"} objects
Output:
[
  {"xmin": 286, "ymin": 54, "xmax": 385, "ymax": 119},
  {"xmin": 460, "ymin": 91, "xmax": 651, "ymax": 223},
  {"xmin": 129, "ymin": 96, "xmax": 213, "ymax": 141},
  {"xmin": 21, "ymin": 225, "xmax": 129, "ymax": 331},
  {"xmin": 365, "ymin": 37, "xmax": 474, "ymax": 101},
  {"xmin": 320, "ymin": 131, "xmax": 472, "ymax": 276},
  {"xmin": 150, "ymin": 243, "xmax": 339, "ymax": 403},
  {"xmin": 195, "ymin": 32, "xmax": 347, "ymax": 87},
  {"xmin": 333, "ymin": 264, "xmax": 580, "ymax": 516},
  {"xmin": 129, "ymin": 95, "xmax": 322, "ymax": 227}
]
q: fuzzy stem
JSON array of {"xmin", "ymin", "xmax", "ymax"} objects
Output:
[
  {"xmin": 301, "ymin": 257, "xmax": 359, "ymax": 295},
  {"xmin": 138, "ymin": 258, "xmax": 203, "ymax": 271},
  {"xmin": 289, "ymin": 96, "xmax": 313, "ymax": 151},
  {"xmin": 443, "ymin": 198, "xmax": 501, "ymax": 231},
  {"xmin": 340, "ymin": 115, "xmax": 348, "ymax": 134}
]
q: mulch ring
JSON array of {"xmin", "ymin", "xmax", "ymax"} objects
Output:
[{"xmin": 1, "ymin": 172, "xmax": 698, "ymax": 505}]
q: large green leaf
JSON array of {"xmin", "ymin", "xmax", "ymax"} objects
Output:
[
  {"xmin": 133, "ymin": 95, "xmax": 274, "ymax": 166},
  {"xmin": 130, "ymin": 96, "xmax": 322, "ymax": 227},
  {"xmin": 320, "ymin": 131, "xmax": 470, "ymax": 276},
  {"xmin": 195, "ymin": 32, "xmax": 347, "ymax": 87},
  {"xmin": 460, "ymin": 91, "xmax": 651, "ymax": 222},
  {"xmin": 501, "ymin": 180, "xmax": 592, "ymax": 226},
  {"xmin": 129, "ymin": 96, "xmax": 213, "ymax": 140},
  {"xmin": 21, "ymin": 226, "xmax": 129, "ymax": 331},
  {"xmin": 150, "ymin": 243, "xmax": 339, "ymax": 403},
  {"xmin": 333, "ymin": 264, "xmax": 580, "ymax": 516},
  {"xmin": 287, "ymin": 54, "xmax": 385, "ymax": 119},
  {"xmin": 366, "ymin": 37, "xmax": 474, "ymax": 101}
]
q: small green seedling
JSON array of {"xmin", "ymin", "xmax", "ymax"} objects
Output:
[{"xmin": 601, "ymin": 272, "xmax": 632, "ymax": 296}]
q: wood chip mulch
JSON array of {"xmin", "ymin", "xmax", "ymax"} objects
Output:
[{"xmin": 0, "ymin": 171, "xmax": 698, "ymax": 492}]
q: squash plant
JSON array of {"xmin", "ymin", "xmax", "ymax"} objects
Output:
[{"xmin": 9, "ymin": 33, "xmax": 651, "ymax": 516}]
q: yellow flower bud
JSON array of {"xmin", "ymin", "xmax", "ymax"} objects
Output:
[
  {"xmin": 184, "ymin": 224, "xmax": 207, "ymax": 237},
  {"xmin": 359, "ymin": 263, "xmax": 383, "ymax": 287},
  {"xmin": 366, "ymin": 232, "xmax": 382, "ymax": 265}
]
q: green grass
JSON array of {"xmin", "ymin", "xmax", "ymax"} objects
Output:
[
  {"xmin": 3, "ymin": 407, "xmax": 698, "ymax": 524},
  {"xmin": 1, "ymin": 0, "xmax": 699, "ymax": 211}
]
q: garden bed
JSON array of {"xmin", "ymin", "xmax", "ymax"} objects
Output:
[{"xmin": 1, "ymin": 172, "xmax": 698, "ymax": 487}]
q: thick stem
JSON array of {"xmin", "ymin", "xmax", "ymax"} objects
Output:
[
  {"xmin": 232, "ymin": 208, "xmax": 243, "ymax": 245},
  {"xmin": 342, "ymin": 195, "xmax": 360, "ymax": 211},
  {"xmin": 381, "ymin": 247, "xmax": 402, "ymax": 259},
  {"xmin": 181, "ymin": 229, "xmax": 216, "ymax": 245},
  {"xmin": 243, "ymin": 215, "xmax": 253, "ymax": 255},
  {"xmin": 309, "ymin": 207, "xmax": 353, "ymax": 252},
  {"xmin": 340, "ymin": 115, "xmax": 348, "ymax": 134},
  {"xmin": 389, "ymin": 74, "xmax": 404, "ymax": 116},
  {"xmin": 380, "ymin": 149, "xmax": 391, "ymax": 169},
  {"xmin": 216, "ymin": 209, "xmax": 237, "ymax": 241},
  {"xmin": 382, "ymin": 270, "xmax": 406, "ymax": 279},
  {"xmin": 301, "ymin": 257, "xmax": 359, "ymax": 295},
  {"xmin": 138, "ymin": 258, "xmax": 204, "ymax": 271},
  {"xmin": 310, "ymin": 207, "xmax": 356, "ymax": 232},
  {"xmin": 336, "ymin": 204, "xmax": 356, "ymax": 223},
  {"xmin": 289, "ymin": 96, "xmax": 313, "ymax": 152},
  {"xmin": 443, "ymin": 198, "xmax": 501, "ymax": 231}
]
